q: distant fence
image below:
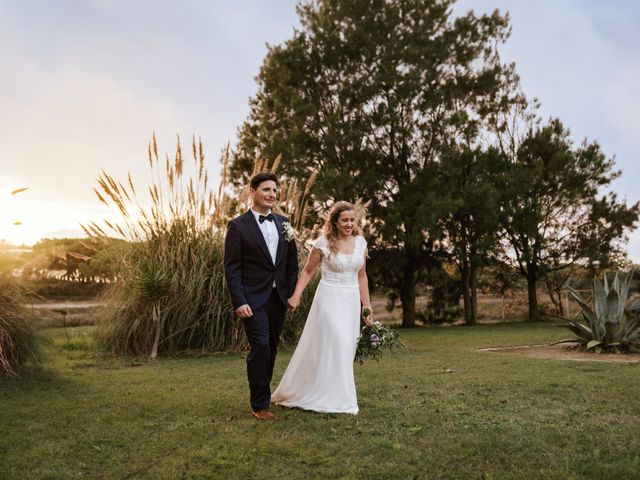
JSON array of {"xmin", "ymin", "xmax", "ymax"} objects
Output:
[{"xmin": 413, "ymin": 288, "xmax": 594, "ymax": 321}]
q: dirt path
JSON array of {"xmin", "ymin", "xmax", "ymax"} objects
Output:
[
  {"xmin": 23, "ymin": 301, "xmax": 105, "ymax": 310},
  {"xmin": 479, "ymin": 343, "xmax": 640, "ymax": 363}
]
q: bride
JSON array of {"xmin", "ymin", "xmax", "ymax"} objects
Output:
[{"xmin": 271, "ymin": 201, "xmax": 373, "ymax": 414}]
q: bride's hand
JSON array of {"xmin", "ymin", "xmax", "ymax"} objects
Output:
[
  {"xmin": 288, "ymin": 295, "xmax": 301, "ymax": 312},
  {"xmin": 362, "ymin": 306, "xmax": 374, "ymax": 326}
]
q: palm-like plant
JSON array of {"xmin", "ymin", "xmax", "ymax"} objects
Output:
[
  {"xmin": 134, "ymin": 260, "xmax": 171, "ymax": 359},
  {"xmin": 560, "ymin": 271, "xmax": 640, "ymax": 352}
]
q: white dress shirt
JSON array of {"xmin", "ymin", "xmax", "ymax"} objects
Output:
[{"xmin": 251, "ymin": 208, "xmax": 279, "ymax": 265}]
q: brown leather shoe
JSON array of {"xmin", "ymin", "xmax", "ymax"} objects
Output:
[{"xmin": 252, "ymin": 409, "xmax": 277, "ymax": 420}]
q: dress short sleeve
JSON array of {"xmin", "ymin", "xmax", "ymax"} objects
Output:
[
  {"xmin": 356, "ymin": 235, "xmax": 367, "ymax": 255},
  {"xmin": 312, "ymin": 235, "xmax": 331, "ymax": 257}
]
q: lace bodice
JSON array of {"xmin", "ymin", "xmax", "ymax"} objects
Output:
[{"xmin": 312, "ymin": 235, "xmax": 367, "ymax": 286}]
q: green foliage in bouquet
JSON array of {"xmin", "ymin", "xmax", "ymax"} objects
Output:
[
  {"xmin": 559, "ymin": 271, "xmax": 640, "ymax": 352},
  {"xmin": 355, "ymin": 315, "xmax": 403, "ymax": 364}
]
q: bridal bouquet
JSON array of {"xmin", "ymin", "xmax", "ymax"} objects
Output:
[{"xmin": 355, "ymin": 310, "xmax": 402, "ymax": 364}]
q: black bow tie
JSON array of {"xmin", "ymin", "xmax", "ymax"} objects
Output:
[{"xmin": 259, "ymin": 213, "xmax": 274, "ymax": 224}]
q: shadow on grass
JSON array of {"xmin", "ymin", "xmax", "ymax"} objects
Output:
[{"xmin": 1, "ymin": 363, "xmax": 76, "ymax": 394}]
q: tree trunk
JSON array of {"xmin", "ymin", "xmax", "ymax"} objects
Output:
[
  {"xmin": 400, "ymin": 261, "xmax": 417, "ymax": 327},
  {"xmin": 526, "ymin": 263, "xmax": 539, "ymax": 322},
  {"xmin": 461, "ymin": 260, "xmax": 473, "ymax": 325},
  {"xmin": 469, "ymin": 260, "xmax": 478, "ymax": 325},
  {"xmin": 545, "ymin": 277, "xmax": 564, "ymax": 316},
  {"xmin": 554, "ymin": 285, "xmax": 564, "ymax": 316},
  {"xmin": 150, "ymin": 304, "xmax": 161, "ymax": 359}
]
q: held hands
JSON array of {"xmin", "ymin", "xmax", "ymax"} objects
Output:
[
  {"xmin": 235, "ymin": 304, "xmax": 253, "ymax": 319},
  {"xmin": 287, "ymin": 294, "xmax": 301, "ymax": 312}
]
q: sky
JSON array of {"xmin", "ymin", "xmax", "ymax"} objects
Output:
[{"xmin": 1, "ymin": 0, "xmax": 639, "ymax": 260}]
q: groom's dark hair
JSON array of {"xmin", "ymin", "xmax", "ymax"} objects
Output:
[{"xmin": 250, "ymin": 172, "xmax": 279, "ymax": 190}]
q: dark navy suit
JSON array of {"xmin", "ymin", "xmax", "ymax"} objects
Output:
[{"xmin": 224, "ymin": 210, "xmax": 298, "ymax": 411}]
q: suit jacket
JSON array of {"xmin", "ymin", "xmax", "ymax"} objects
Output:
[{"xmin": 224, "ymin": 210, "xmax": 299, "ymax": 310}]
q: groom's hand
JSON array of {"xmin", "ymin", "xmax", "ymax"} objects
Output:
[
  {"xmin": 287, "ymin": 295, "xmax": 300, "ymax": 312},
  {"xmin": 235, "ymin": 304, "xmax": 253, "ymax": 318}
]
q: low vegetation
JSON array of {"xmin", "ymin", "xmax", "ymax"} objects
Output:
[
  {"xmin": 0, "ymin": 276, "xmax": 43, "ymax": 378},
  {"xmin": 1, "ymin": 323, "xmax": 639, "ymax": 479},
  {"xmin": 88, "ymin": 136, "xmax": 317, "ymax": 356},
  {"xmin": 561, "ymin": 271, "xmax": 640, "ymax": 352}
]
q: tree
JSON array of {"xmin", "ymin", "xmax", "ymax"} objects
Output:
[
  {"xmin": 233, "ymin": 0, "xmax": 514, "ymax": 326},
  {"xmin": 498, "ymin": 119, "xmax": 639, "ymax": 322},
  {"xmin": 24, "ymin": 238, "xmax": 124, "ymax": 283},
  {"xmin": 439, "ymin": 146, "xmax": 505, "ymax": 324},
  {"xmin": 134, "ymin": 260, "xmax": 171, "ymax": 360}
]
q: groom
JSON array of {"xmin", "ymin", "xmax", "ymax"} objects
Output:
[{"xmin": 223, "ymin": 172, "xmax": 299, "ymax": 420}]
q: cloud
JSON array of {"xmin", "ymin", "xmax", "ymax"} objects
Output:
[
  {"xmin": 0, "ymin": 63, "xmax": 182, "ymax": 202},
  {"xmin": 0, "ymin": 22, "xmax": 185, "ymax": 243},
  {"xmin": 0, "ymin": 0, "xmax": 296, "ymax": 246},
  {"xmin": 0, "ymin": 0, "xmax": 300, "ymax": 206},
  {"xmin": 604, "ymin": 63, "xmax": 640, "ymax": 148},
  {"xmin": 453, "ymin": 0, "xmax": 640, "ymax": 262}
]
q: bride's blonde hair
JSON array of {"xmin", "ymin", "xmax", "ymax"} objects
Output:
[{"xmin": 322, "ymin": 201, "xmax": 361, "ymax": 254}]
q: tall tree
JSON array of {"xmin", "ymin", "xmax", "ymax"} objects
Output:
[
  {"xmin": 233, "ymin": 0, "xmax": 514, "ymax": 326},
  {"xmin": 440, "ymin": 146, "xmax": 506, "ymax": 324},
  {"xmin": 497, "ymin": 119, "xmax": 639, "ymax": 322}
]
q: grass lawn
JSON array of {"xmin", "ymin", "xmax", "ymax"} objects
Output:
[{"xmin": 1, "ymin": 322, "xmax": 639, "ymax": 480}]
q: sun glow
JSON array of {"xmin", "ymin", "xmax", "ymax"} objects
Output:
[{"xmin": 0, "ymin": 176, "xmax": 109, "ymax": 246}]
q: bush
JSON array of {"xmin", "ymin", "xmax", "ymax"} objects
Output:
[
  {"xmin": 419, "ymin": 304, "xmax": 463, "ymax": 325},
  {"xmin": 96, "ymin": 226, "xmax": 242, "ymax": 355},
  {"xmin": 0, "ymin": 276, "xmax": 43, "ymax": 378},
  {"xmin": 22, "ymin": 278, "xmax": 105, "ymax": 300},
  {"xmin": 560, "ymin": 270, "xmax": 640, "ymax": 353},
  {"xmin": 90, "ymin": 136, "xmax": 316, "ymax": 356},
  {"xmin": 421, "ymin": 269, "xmax": 463, "ymax": 324}
]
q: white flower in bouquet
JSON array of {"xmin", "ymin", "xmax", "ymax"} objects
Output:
[{"xmin": 354, "ymin": 320, "xmax": 403, "ymax": 364}]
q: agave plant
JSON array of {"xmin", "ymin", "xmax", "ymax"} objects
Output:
[
  {"xmin": 134, "ymin": 260, "xmax": 171, "ymax": 359},
  {"xmin": 560, "ymin": 271, "xmax": 640, "ymax": 352}
]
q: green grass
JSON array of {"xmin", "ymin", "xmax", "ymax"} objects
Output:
[{"xmin": 1, "ymin": 322, "xmax": 639, "ymax": 479}]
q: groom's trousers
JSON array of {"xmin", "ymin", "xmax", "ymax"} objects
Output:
[{"xmin": 242, "ymin": 288, "xmax": 286, "ymax": 412}]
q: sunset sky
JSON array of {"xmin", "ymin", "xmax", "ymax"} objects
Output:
[{"xmin": 1, "ymin": 1, "xmax": 639, "ymax": 260}]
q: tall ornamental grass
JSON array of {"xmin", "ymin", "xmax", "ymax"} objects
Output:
[
  {"xmin": 87, "ymin": 135, "xmax": 317, "ymax": 356},
  {"xmin": 0, "ymin": 275, "xmax": 43, "ymax": 378}
]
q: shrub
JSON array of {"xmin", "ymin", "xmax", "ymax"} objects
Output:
[
  {"xmin": 89, "ymin": 136, "xmax": 316, "ymax": 356},
  {"xmin": 0, "ymin": 276, "xmax": 43, "ymax": 378},
  {"xmin": 559, "ymin": 271, "xmax": 640, "ymax": 352},
  {"xmin": 95, "ymin": 227, "xmax": 240, "ymax": 355},
  {"xmin": 419, "ymin": 304, "xmax": 463, "ymax": 325}
]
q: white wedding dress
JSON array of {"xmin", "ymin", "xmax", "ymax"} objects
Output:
[{"xmin": 271, "ymin": 235, "xmax": 367, "ymax": 414}]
